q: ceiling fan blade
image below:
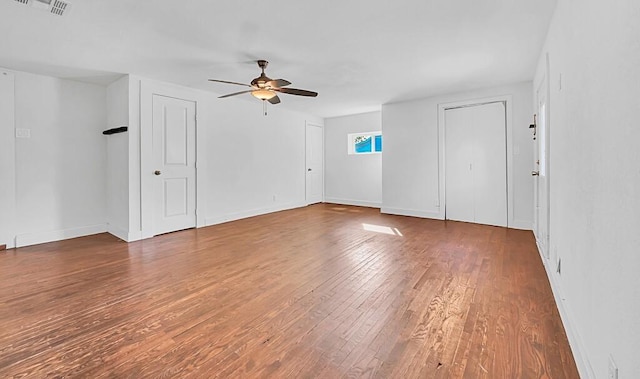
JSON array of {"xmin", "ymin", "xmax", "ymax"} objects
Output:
[
  {"xmin": 219, "ymin": 90, "xmax": 253, "ymax": 98},
  {"xmin": 268, "ymin": 79, "xmax": 291, "ymax": 88},
  {"xmin": 268, "ymin": 95, "xmax": 281, "ymax": 104},
  {"xmin": 276, "ymin": 87, "xmax": 318, "ymax": 97},
  {"xmin": 208, "ymin": 79, "xmax": 252, "ymax": 88}
]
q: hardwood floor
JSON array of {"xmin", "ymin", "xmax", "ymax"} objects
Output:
[{"xmin": 0, "ymin": 204, "xmax": 578, "ymax": 378}]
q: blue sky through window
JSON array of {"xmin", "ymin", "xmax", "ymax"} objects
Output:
[
  {"xmin": 355, "ymin": 136, "xmax": 372, "ymax": 153},
  {"xmin": 349, "ymin": 132, "xmax": 382, "ymax": 154},
  {"xmin": 374, "ymin": 135, "xmax": 382, "ymax": 152}
]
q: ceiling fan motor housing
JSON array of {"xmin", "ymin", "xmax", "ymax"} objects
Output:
[
  {"xmin": 251, "ymin": 74, "xmax": 272, "ymax": 88},
  {"xmin": 252, "ymin": 60, "xmax": 271, "ymax": 88}
]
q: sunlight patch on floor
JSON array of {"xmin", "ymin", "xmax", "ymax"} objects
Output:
[{"xmin": 362, "ymin": 223, "xmax": 403, "ymax": 236}]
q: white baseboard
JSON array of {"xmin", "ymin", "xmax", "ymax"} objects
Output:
[
  {"xmin": 106, "ymin": 224, "xmax": 145, "ymax": 242},
  {"xmin": 380, "ymin": 207, "xmax": 442, "ymax": 220},
  {"xmin": 2, "ymin": 239, "xmax": 15, "ymax": 249},
  {"xmin": 381, "ymin": 208, "xmax": 532, "ymax": 231},
  {"xmin": 107, "ymin": 224, "xmax": 130, "ymax": 242},
  {"xmin": 509, "ymin": 218, "xmax": 533, "ymax": 230},
  {"xmin": 127, "ymin": 230, "xmax": 143, "ymax": 242},
  {"xmin": 537, "ymin": 243, "xmax": 595, "ymax": 379},
  {"xmin": 15, "ymin": 223, "xmax": 107, "ymax": 248},
  {"xmin": 324, "ymin": 197, "xmax": 381, "ymax": 208},
  {"xmin": 204, "ymin": 201, "xmax": 307, "ymax": 227},
  {"xmin": 107, "ymin": 225, "xmax": 127, "ymax": 241}
]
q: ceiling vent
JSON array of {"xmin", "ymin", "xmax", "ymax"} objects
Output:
[
  {"xmin": 13, "ymin": 0, "xmax": 72, "ymax": 16},
  {"xmin": 49, "ymin": 0, "xmax": 69, "ymax": 15}
]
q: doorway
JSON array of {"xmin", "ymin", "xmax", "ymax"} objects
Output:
[
  {"xmin": 305, "ymin": 123, "xmax": 324, "ymax": 205},
  {"xmin": 444, "ymin": 101, "xmax": 508, "ymax": 227},
  {"xmin": 151, "ymin": 94, "xmax": 197, "ymax": 235}
]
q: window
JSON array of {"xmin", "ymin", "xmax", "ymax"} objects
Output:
[{"xmin": 348, "ymin": 132, "xmax": 382, "ymax": 154}]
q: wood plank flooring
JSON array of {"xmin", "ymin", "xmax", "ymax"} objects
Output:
[{"xmin": 0, "ymin": 204, "xmax": 579, "ymax": 378}]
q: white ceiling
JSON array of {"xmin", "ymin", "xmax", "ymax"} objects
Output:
[{"xmin": 0, "ymin": 0, "xmax": 557, "ymax": 118}]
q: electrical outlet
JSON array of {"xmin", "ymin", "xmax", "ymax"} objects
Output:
[{"xmin": 608, "ymin": 355, "xmax": 618, "ymax": 379}]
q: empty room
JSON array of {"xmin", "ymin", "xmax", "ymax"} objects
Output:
[{"xmin": 0, "ymin": 0, "xmax": 638, "ymax": 378}]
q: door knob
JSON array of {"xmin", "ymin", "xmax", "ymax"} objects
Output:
[
  {"xmin": 308, "ymin": 168, "xmax": 312, "ymax": 172},
  {"xmin": 531, "ymin": 171, "xmax": 540, "ymax": 176},
  {"xmin": 154, "ymin": 170, "xmax": 161, "ymax": 176}
]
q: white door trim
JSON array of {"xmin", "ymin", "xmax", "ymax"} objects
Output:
[
  {"xmin": 437, "ymin": 95, "xmax": 514, "ymax": 227},
  {"xmin": 140, "ymin": 79, "xmax": 204, "ymax": 239}
]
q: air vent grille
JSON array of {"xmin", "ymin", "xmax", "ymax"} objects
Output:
[
  {"xmin": 11, "ymin": 0, "xmax": 71, "ymax": 16},
  {"xmin": 50, "ymin": 0, "xmax": 68, "ymax": 15}
]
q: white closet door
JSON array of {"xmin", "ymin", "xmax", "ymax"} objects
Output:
[
  {"xmin": 472, "ymin": 102, "xmax": 507, "ymax": 226},
  {"xmin": 445, "ymin": 107, "xmax": 475, "ymax": 223},
  {"xmin": 445, "ymin": 102, "xmax": 507, "ymax": 227}
]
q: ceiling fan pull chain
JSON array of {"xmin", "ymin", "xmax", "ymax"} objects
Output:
[{"xmin": 263, "ymin": 100, "xmax": 267, "ymax": 116}]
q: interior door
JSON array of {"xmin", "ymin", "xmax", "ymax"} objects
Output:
[
  {"xmin": 534, "ymin": 79, "xmax": 550, "ymax": 258},
  {"xmin": 152, "ymin": 94, "xmax": 197, "ymax": 235},
  {"xmin": 305, "ymin": 123, "xmax": 324, "ymax": 205},
  {"xmin": 444, "ymin": 107, "xmax": 475, "ymax": 223},
  {"xmin": 445, "ymin": 102, "xmax": 507, "ymax": 227},
  {"xmin": 0, "ymin": 71, "xmax": 15, "ymax": 248}
]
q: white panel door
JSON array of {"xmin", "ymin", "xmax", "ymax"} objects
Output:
[
  {"xmin": 152, "ymin": 95, "xmax": 197, "ymax": 235},
  {"xmin": 305, "ymin": 123, "xmax": 323, "ymax": 205},
  {"xmin": 445, "ymin": 102, "xmax": 507, "ymax": 227},
  {"xmin": 0, "ymin": 71, "xmax": 16, "ymax": 248},
  {"xmin": 445, "ymin": 107, "xmax": 475, "ymax": 223}
]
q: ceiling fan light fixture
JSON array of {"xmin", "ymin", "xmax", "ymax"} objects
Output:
[{"xmin": 252, "ymin": 89, "xmax": 276, "ymax": 100}]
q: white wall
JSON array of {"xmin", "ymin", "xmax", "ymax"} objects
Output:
[
  {"xmin": 127, "ymin": 76, "xmax": 142, "ymax": 239},
  {"xmin": 324, "ymin": 111, "xmax": 382, "ymax": 207},
  {"xmin": 111, "ymin": 76, "xmax": 323, "ymax": 239},
  {"xmin": 534, "ymin": 0, "xmax": 640, "ymax": 377},
  {"xmin": 8, "ymin": 70, "xmax": 107, "ymax": 247},
  {"xmin": 106, "ymin": 76, "xmax": 129, "ymax": 240},
  {"xmin": 203, "ymin": 90, "xmax": 324, "ymax": 225},
  {"xmin": 382, "ymin": 82, "xmax": 533, "ymax": 228},
  {"xmin": 0, "ymin": 71, "xmax": 318, "ymax": 247}
]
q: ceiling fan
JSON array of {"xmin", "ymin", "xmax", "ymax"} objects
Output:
[{"xmin": 208, "ymin": 60, "xmax": 318, "ymax": 105}]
